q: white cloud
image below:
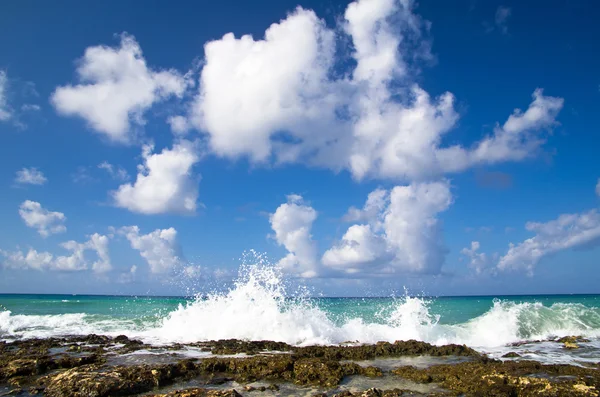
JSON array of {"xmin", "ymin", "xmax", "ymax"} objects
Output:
[
  {"xmin": 15, "ymin": 167, "xmax": 47, "ymax": 185},
  {"xmin": 0, "ymin": 248, "xmax": 54, "ymax": 271},
  {"xmin": 0, "ymin": 71, "xmax": 12, "ymax": 121},
  {"xmin": 190, "ymin": 0, "xmax": 562, "ymax": 181},
  {"xmin": 0, "ymin": 233, "xmax": 111, "ymax": 273},
  {"xmin": 596, "ymin": 178, "xmax": 600, "ymax": 197},
  {"xmin": 86, "ymin": 233, "xmax": 112, "ymax": 273},
  {"xmin": 323, "ymin": 181, "xmax": 452, "ymax": 275},
  {"xmin": 498, "ymin": 209, "xmax": 600, "ymax": 274},
  {"xmin": 435, "ymin": 89, "xmax": 564, "ymax": 173},
  {"xmin": 195, "ymin": 7, "xmax": 336, "ymax": 162},
  {"xmin": 121, "ymin": 226, "xmax": 182, "ymax": 273},
  {"xmin": 19, "ymin": 200, "xmax": 66, "ymax": 237},
  {"xmin": 269, "ymin": 195, "xmax": 319, "ymax": 278},
  {"xmin": 167, "ymin": 115, "xmax": 191, "ymax": 135},
  {"xmin": 112, "ymin": 140, "xmax": 200, "ymax": 214},
  {"xmin": 98, "ymin": 161, "xmax": 129, "ymax": 181},
  {"xmin": 51, "ymin": 33, "xmax": 188, "ymax": 143},
  {"xmin": 461, "ymin": 241, "xmax": 489, "ymax": 274}
]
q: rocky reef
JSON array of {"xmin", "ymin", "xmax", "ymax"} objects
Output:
[{"xmin": 0, "ymin": 335, "xmax": 598, "ymax": 396}]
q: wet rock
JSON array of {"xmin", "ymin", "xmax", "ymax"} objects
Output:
[
  {"xmin": 392, "ymin": 360, "xmax": 600, "ymax": 396},
  {"xmin": 564, "ymin": 341, "xmax": 579, "ymax": 349},
  {"xmin": 502, "ymin": 352, "xmax": 521, "ymax": 358},
  {"xmin": 557, "ymin": 336, "xmax": 591, "ymax": 344},
  {"xmin": 360, "ymin": 366, "xmax": 383, "ymax": 377},
  {"xmin": 295, "ymin": 340, "xmax": 479, "ymax": 361}
]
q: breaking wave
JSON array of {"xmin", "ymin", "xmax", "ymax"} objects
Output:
[{"xmin": 2, "ymin": 261, "xmax": 599, "ymax": 361}]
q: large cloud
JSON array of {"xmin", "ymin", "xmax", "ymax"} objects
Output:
[
  {"xmin": 189, "ymin": 0, "xmax": 563, "ymax": 181},
  {"xmin": 270, "ymin": 181, "xmax": 452, "ymax": 278},
  {"xmin": 120, "ymin": 226, "xmax": 183, "ymax": 273},
  {"xmin": 112, "ymin": 140, "xmax": 200, "ymax": 214},
  {"xmin": 196, "ymin": 8, "xmax": 337, "ymax": 163},
  {"xmin": 51, "ymin": 34, "xmax": 188, "ymax": 143},
  {"xmin": 323, "ymin": 181, "xmax": 452, "ymax": 275},
  {"xmin": 19, "ymin": 200, "xmax": 66, "ymax": 237}
]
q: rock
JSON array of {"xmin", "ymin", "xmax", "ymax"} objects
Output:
[
  {"xmin": 501, "ymin": 352, "xmax": 521, "ymax": 358},
  {"xmin": 360, "ymin": 388, "xmax": 383, "ymax": 397},
  {"xmin": 360, "ymin": 366, "xmax": 383, "ymax": 377},
  {"xmin": 557, "ymin": 335, "xmax": 591, "ymax": 344},
  {"xmin": 293, "ymin": 358, "xmax": 345, "ymax": 387},
  {"xmin": 392, "ymin": 360, "xmax": 600, "ymax": 396},
  {"xmin": 564, "ymin": 341, "xmax": 579, "ymax": 349},
  {"xmin": 146, "ymin": 389, "xmax": 242, "ymax": 397}
]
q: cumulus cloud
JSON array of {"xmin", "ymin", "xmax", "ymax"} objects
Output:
[
  {"xmin": 269, "ymin": 195, "xmax": 319, "ymax": 278},
  {"xmin": 19, "ymin": 200, "xmax": 66, "ymax": 237},
  {"xmin": 112, "ymin": 140, "xmax": 200, "ymax": 214},
  {"xmin": 120, "ymin": 226, "xmax": 183, "ymax": 273},
  {"xmin": 98, "ymin": 161, "xmax": 129, "ymax": 181},
  {"xmin": 195, "ymin": 7, "xmax": 337, "ymax": 162},
  {"xmin": 323, "ymin": 181, "xmax": 452, "ymax": 275},
  {"xmin": 0, "ymin": 233, "xmax": 111, "ymax": 273},
  {"xmin": 0, "ymin": 70, "xmax": 11, "ymax": 121},
  {"xmin": 460, "ymin": 241, "xmax": 489, "ymax": 274},
  {"xmin": 497, "ymin": 209, "xmax": 600, "ymax": 274},
  {"xmin": 270, "ymin": 182, "xmax": 452, "ymax": 278},
  {"xmin": 188, "ymin": 0, "xmax": 562, "ymax": 181},
  {"xmin": 15, "ymin": 167, "xmax": 47, "ymax": 185},
  {"xmin": 51, "ymin": 33, "xmax": 189, "ymax": 143}
]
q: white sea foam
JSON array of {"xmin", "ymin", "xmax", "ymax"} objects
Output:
[{"xmin": 1, "ymin": 262, "xmax": 599, "ymax": 365}]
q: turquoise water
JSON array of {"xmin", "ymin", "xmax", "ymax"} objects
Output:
[
  {"xmin": 3, "ymin": 294, "xmax": 599, "ymax": 325},
  {"xmin": 1, "ymin": 267, "xmax": 599, "ymax": 365}
]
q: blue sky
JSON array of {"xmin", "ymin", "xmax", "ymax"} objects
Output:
[{"xmin": 1, "ymin": 0, "xmax": 599, "ymax": 296}]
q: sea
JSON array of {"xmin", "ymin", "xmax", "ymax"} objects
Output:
[{"xmin": 1, "ymin": 264, "xmax": 599, "ymax": 366}]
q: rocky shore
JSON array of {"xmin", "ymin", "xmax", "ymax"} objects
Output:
[{"xmin": 0, "ymin": 335, "xmax": 598, "ymax": 396}]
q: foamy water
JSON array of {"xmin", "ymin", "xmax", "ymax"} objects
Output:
[{"xmin": 1, "ymin": 263, "xmax": 599, "ymax": 365}]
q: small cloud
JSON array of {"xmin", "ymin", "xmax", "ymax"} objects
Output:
[
  {"xmin": 21, "ymin": 104, "xmax": 41, "ymax": 112},
  {"xmin": 19, "ymin": 200, "xmax": 66, "ymax": 237},
  {"xmin": 596, "ymin": 178, "xmax": 600, "ymax": 197},
  {"xmin": 485, "ymin": 6, "xmax": 511, "ymax": 35},
  {"xmin": 72, "ymin": 166, "xmax": 95, "ymax": 184},
  {"xmin": 15, "ymin": 167, "xmax": 47, "ymax": 185},
  {"xmin": 98, "ymin": 161, "xmax": 130, "ymax": 182}
]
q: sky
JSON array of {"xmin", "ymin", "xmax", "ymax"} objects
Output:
[{"xmin": 0, "ymin": 0, "xmax": 599, "ymax": 297}]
